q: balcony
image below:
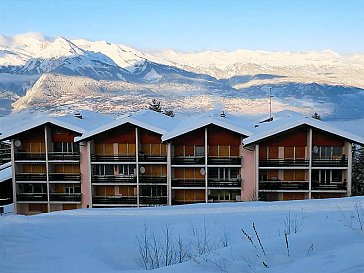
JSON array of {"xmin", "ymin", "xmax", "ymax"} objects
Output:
[
  {"xmin": 93, "ymin": 196, "xmax": 137, "ymax": 205},
  {"xmin": 312, "ymin": 158, "xmax": 348, "ymax": 167},
  {"xmin": 139, "ymin": 176, "xmax": 167, "ymax": 184},
  {"xmin": 16, "ymin": 173, "xmax": 47, "ymax": 181},
  {"xmin": 172, "ymin": 156, "xmax": 205, "ymax": 165},
  {"xmin": 139, "ymin": 196, "xmax": 167, "ymax": 205},
  {"xmin": 17, "ymin": 193, "xmax": 47, "ymax": 201},
  {"xmin": 49, "ymin": 173, "xmax": 81, "ymax": 181},
  {"xmin": 50, "ymin": 193, "xmax": 81, "ymax": 202},
  {"xmin": 48, "ymin": 152, "xmax": 80, "ymax": 161},
  {"xmin": 260, "ymin": 159, "xmax": 309, "ymax": 167},
  {"xmin": 91, "ymin": 154, "xmax": 136, "ymax": 162},
  {"xmin": 91, "ymin": 175, "xmax": 137, "ymax": 184},
  {"xmin": 311, "ymin": 182, "xmax": 347, "ymax": 191},
  {"xmin": 259, "ymin": 181, "xmax": 309, "ymax": 191},
  {"xmin": 207, "ymin": 157, "xmax": 241, "ymax": 165},
  {"xmin": 208, "ymin": 179, "xmax": 241, "ymax": 187},
  {"xmin": 138, "ymin": 155, "xmax": 167, "ymax": 162},
  {"xmin": 172, "ymin": 179, "xmax": 205, "ymax": 187},
  {"xmin": 15, "ymin": 152, "xmax": 46, "ymax": 161}
]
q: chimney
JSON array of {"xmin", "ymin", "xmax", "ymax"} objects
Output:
[{"xmin": 220, "ymin": 111, "xmax": 226, "ymax": 118}]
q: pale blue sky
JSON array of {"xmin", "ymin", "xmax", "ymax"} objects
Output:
[{"xmin": 1, "ymin": 0, "xmax": 363, "ymax": 53}]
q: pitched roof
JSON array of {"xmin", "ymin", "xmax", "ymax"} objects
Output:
[
  {"xmin": 243, "ymin": 113, "xmax": 364, "ymax": 146},
  {"xmin": 76, "ymin": 110, "xmax": 175, "ymax": 142},
  {"xmin": 0, "ymin": 162, "xmax": 12, "ymax": 183},
  {"xmin": 0, "ymin": 110, "xmax": 113, "ymax": 141},
  {"xmin": 161, "ymin": 110, "xmax": 253, "ymax": 142}
]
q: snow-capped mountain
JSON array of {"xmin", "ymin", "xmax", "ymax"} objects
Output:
[{"xmin": 1, "ymin": 33, "xmax": 364, "ymax": 119}]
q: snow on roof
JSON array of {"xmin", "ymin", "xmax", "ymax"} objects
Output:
[
  {"xmin": 244, "ymin": 112, "xmax": 364, "ymax": 146},
  {"xmin": 0, "ymin": 162, "xmax": 12, "ymax": 183},
  {"xmin": 76, "ymin": 110, "xmax": 175, "ymax": 142},
  {"xmin": 0, "ymin": 110, "xmax": 113, "ymax": 142},
  {"xmin": 328, "ymin": 118, "xmax": 364, "ymax": 140},
  {"xmin": 161, "ymin": 110, "xmax": 253, "ymax": 142}
]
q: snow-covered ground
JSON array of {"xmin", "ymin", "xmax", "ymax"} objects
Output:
[{"xmin": 0, "ymin": 197, "xmax": 363, "ymax": 273}]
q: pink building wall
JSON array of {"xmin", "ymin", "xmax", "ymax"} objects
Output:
[
  {"xmin": 80, "ymin": 141, "xmax": 92, "ymax": 208},
  {"xmin": 241, "ymin": 148, "xmax": 256, "ymax": 201}
]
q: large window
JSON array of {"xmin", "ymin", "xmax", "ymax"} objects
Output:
[
  {"xmin": 53, "ymin": 142, "xmax": 79, "ymax": 153},
  {"xmin": 312, "ymin": 146, "xmax": 343, "ymax": 159},
  {"xmin": 208, "ymin": 167, "xmax": 240, "ymax": 180}
]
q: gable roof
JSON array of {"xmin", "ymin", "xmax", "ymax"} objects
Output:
[
  {"xmin": 76, "ymin": 110, "xmax": 175, "ymax": 142},
  {"xmin": 243, "ymin": 115, "xmax": 364, "ymax": 146},
  {"xmin": 161, "ymin": 110, "xmax": 253, "ymax": 142},
  {"xmin": 0, "ymin": 110, "xmax": 113, "ymax": 142}
]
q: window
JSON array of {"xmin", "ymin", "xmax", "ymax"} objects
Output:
[
  {"xmin": 208, "ymin": 167, "xmax": 240, "ymax": 180},
  {"xmin": 195, "ymin": 146, "xmax": 205, "ymax": 156},
  {"xmin": 93, "ymin": 165, "xmax": 114, "ymax": 176},
  {"xmin": 53, "ymin": 142, "xmax": 79, "ymax": 153},
  {"xmin": 117, "ymin": 164, "xmax": 135, "ymax": 176}
]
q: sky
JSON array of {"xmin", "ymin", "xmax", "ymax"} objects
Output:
[{"xmin": 1, "ymin": 0, "xmax": 363, "ymax": 53}]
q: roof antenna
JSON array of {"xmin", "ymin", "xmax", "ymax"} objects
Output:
[
  {"xmin": 269, "ymin": 87, "xmax": 273, "ymax": 121},
  {"xmin": 220, "ymin": 111, "xmax": 226, "ymax": 118}
]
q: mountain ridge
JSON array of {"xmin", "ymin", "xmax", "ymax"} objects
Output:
[{"xmin": 1, "ymin": 33, "xmax": 364, "ymax": 119}]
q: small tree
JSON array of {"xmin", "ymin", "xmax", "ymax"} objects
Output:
[
  {"xmin": 149, "ymin": 99, "xmax": 162, "ymax": 113},
  {"xmin": 164, "ymin": 110, "xmax": 175, "ymax": 117},
  {"xmin": 312, "ymin": 112, "xmax": 321, "ymax": 120}
]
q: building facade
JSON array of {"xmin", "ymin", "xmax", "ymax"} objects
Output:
[{"xmin": 1, "ymin": 110, "xmax": 363, "ymax": 215}]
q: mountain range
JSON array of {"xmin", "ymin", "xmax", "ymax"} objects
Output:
[{"xmin": 1, "ymin": 33, "xmax": 364, "ymax": 119}]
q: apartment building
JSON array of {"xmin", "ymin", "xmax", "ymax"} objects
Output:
[{"xmin": 1, "ymin": 110, "xmax": 363, "ymax": 214}]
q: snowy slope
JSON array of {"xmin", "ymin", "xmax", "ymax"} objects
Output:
[{"xmin": 0, "ymin": 197, "xmax": 363, "ymax": 273}]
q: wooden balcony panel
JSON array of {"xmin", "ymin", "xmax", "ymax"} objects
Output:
[
  {"xmin": 260, "ymin": 159, "xmax": 309, "ymax": 167},
  {"xmin": 91, "ymin": 175, "xmax": 137, "ymax": 184},
  {"xmin": 172, "ymin": 156, "xmax": 205, "ymax": 165},
  {"xmin": 172, "ymin": 179, "xmax": 205, "ymax": 187}
]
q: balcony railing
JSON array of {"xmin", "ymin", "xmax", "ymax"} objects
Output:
[
  {"xmin": 49, "ymin": 173, "xmax": 81, "ymax": 181},
  {"xmin": 172, "ymin": 179, "xmax": 205, "ymax": 187},
  {"xmin": 172, "ymin": 156, "xmax": 205, "ymax": 165},
  {"xmin": 16, "ymin": 173, "xmax": 47, "ymax": 181},
  {"xmin": 93, "ymin": 196, "xmax": 137, "ymax": 205},
  {"xmin": 91, "ymin": 154, "xmax": 136, "ymax": 162},
  {"xmin": 50, "ymin": 193, "xmax": 81, "ymax": 202},
  {"xmin": 311, "ymin": 182, "xmax": 347, "ymax": 191},
  {"xmin": 139, "ymin": 196, "xmax": 167, "ymax": 205},
  {"xmin": 173, "ymin": 200, "xmax": 205, "ymax": 205},
  {"xmin": 139, "ymin": 176, "xmax": 167, "ymax": 184},
  {"xmin": 15, "ymin": 152, "xmax": 46, "ymax": 161},
  {"xmin": 259, "ymin": 181, "xmax": 309, "ymax": 190},
  {"xmin": 138, "ymin": 155, "xmax": 167, "ymax": 162},
  {"xmin": 208, "ymin": 179, "xmax": 241, "ymax": 187},
  {"xmin": 48, "ymin": 152, "xmax": 80, "ymax": 161},
  {"xmin": 17, "ymin": 193, "xmax": 47, "ymax": 201},
  {"xmin": 207, "ymin": 157, "xmax": 241, "ymax": 165},
  {"xmin": 260, "ymin": 159, "xmax": 309, "ymax": 167},
  {"xmin": 312, "ymin": 158, "xmax": 348, "ymax": 167},
  {"xmin": 91, "ymin": 175, "xmax": 137, "ymax": 184}
]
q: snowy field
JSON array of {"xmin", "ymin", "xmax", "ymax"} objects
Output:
[{"xmin": 1, "ymin": 197, "xmax": 364, "ymax": 273}]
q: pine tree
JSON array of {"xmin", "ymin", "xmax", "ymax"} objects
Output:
[
  {"xmin": 149, "ymin": 99, "xmax": 162, "ymax": 113},
  {"xmin": 312, "ymin": 112, "xmax": 321, "ymax": 120},
  {"xmin": 352, "ymin": 144, "xmax": 364, "ymax": 195}
]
